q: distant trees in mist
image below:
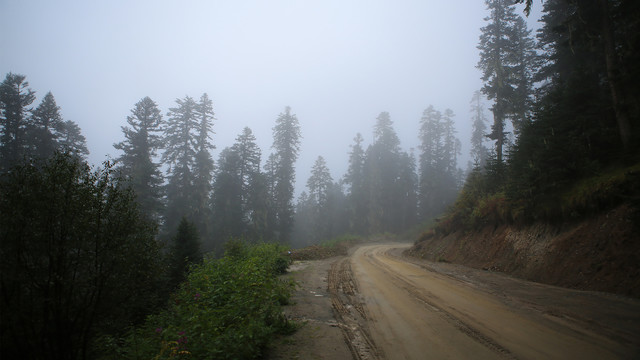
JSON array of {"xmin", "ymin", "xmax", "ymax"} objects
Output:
[
  {"xmin": 293, "ymin": 109, "xmax": 463, "ymax": 247},
  {"xmin": 0, "ymin": 69, "xmax": 467, "ymax": 255},
  {"xmin": 0, "ymin": 70, "xmax": 468, "ymax": 254}
]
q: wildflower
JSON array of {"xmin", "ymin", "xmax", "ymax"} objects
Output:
[{"xmin": 155, "ymin": 327, "xmax": 163, "ymax": 334}]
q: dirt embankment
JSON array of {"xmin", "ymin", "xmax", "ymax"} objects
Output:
[{"xmin": 408, "ymin": 204, "xmax": 640, "ymax": 298}]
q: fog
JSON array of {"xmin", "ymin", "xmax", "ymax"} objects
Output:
[{"xmin": 0, "ymin": 0, "xmax": 540, "ymax": 194}]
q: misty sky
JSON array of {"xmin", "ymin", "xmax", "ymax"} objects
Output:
[{"xmin": 1, "ymin": 1, "xmax": 541, "ymax": 196}]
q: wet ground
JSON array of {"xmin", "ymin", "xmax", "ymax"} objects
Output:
[{"xmin": 268, "ymin": 243, "xmax": 640, "ymax": 359}]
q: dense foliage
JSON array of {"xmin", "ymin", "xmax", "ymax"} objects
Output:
[
  {"xmin": 100, "ymin": 242, "xmax": 294, "ymax": 360},
  {"xmin": 0, "ymin": 153, "xmax": 163, "ymax": 360}
]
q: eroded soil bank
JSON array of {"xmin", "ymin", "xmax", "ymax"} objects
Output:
[{"xmin": 408, "ymin": 204, "xmax": 640, "ymax": 298}]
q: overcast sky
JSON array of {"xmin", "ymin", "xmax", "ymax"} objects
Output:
[{"xmin": 0, "ymin": 0, "xmax": 541, "ymax": 196}]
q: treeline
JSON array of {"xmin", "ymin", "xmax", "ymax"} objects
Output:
[
  {"xmin": 293, "ymin": 109, "xmax": 463, "ymax": 247},
  {"xmin": 113, "ymin": 95, "xmax": 466, "ymax": 250},
  {"xmin": 437, "ymin": 0, "xmax": 640, "ymax": 235},
  {"xmin": 0, "ymin": 71, "xmax": 469, "ymax": 252},
  {"xmin": 113, "ymin": 96, "xmax": 302, "ymax": 253}
]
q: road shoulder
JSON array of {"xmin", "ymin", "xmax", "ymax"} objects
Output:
[{"xmin": 264, "ymin": 257, "xmax": 352, "ymax": 360}]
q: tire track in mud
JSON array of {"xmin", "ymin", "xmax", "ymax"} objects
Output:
[
  {"xmin": 323, "ymin": 243, "xmax": 640, "ymax": 359},
  {"xmin": 329, "ymin": 249, "xmax": 511, "ymax": 360},
  {"xmin": 362, "ymin": 248, "xmax": 516, "ymax": 359},
  {"xmin": 328, "ymin": 258, "xmax": 382, "ymax": 360}
]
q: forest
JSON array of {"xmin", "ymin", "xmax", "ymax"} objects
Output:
[{"xmin": 1, "ymin": 0, "xmax": 638, "ymax": 358}]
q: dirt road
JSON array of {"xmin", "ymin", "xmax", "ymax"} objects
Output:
[{"xmin": 328, "ymin": 243, "xmax": 640, "ymax": 360}]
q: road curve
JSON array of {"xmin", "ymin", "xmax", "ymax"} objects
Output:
[{"xmin": 329, "ymin": 243, "xmax": 640, "ymax": 360}]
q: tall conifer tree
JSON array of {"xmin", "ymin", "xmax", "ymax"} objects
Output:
[
  {"xmin": 469, "ymin": 91, "xmax": 489, "ymax": 168},
  {"xmin": 0, "ymin": 73, "xmax": 35, "ymax": 172},
  {"xmin": 162, "ymin": 96, "xmax": 198, "ymax": 234},
  {"xmin": 477, "ymin": 0, "xmax": 535, "ymax": 163},
  {"xmin": 192, "ymin": 94, "xmax": 215, "ymax": 241},
  {"xmin": 58, "ymin": 120, "xmax": 89, "ymax": 160},
  {"xmin": 113, "ymin": 97, "xmax": 164, "ymax": 222},
  {"xmin": 364, "ymin": 112, "xmax": 403, "ymax": 233},
  {"xmin": 344, "ymin": 133, "xmax": 367, "ymax": 234},
  {"xmin": 28, "ymin": 92, "xmax": 65, "ymax": 159},
  {"xmin": 270, "ymin": 106, "xmax": 301, "ymax": 243}
]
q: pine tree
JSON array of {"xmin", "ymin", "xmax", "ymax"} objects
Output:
[
  {"xmin": 418, "ymin": 106, "xmax": 444, "ymax": 219},
  {"xmin": 246, "ymin": 171, "xmax": 273, "ymax": 241},
  {"xmin": 396, "ymin": 150, "xmax": 419, "ymax": 230},
  {"xmin": 211, "ymin": 147, "xmax": 244, "ymax": 250},
  {"xmin": 58, "ymin": 120, "xmax": 89, "ymax": 160},
  {"xmin": 418, "ymin": 106, "xmax": 461, "ymax": 221},
  {"xmin": 305, "ymin": 156, "xmax": 334, "ymax": 243},
  {"xmin": 325, "ymin": 181, "xmax": 349, "ymax": 238},
  {"xmin": 0, "ymin": 73, "xmax": 35, "ymax": 172},
  {"xmin": 364, "ymin": 112, "xmax": 403, "ymax": 233},
  {"xmin": 292, "ymin": 191, "xmax": 314, "ymax": 247},
  {"xmin": 270, "ymin": 106, "xmax": 301, "ymax": 243},
  {"xmin": 477, "ymin": 0, "xmax": 535, "ymax": 163},
  {"xmin": 469, "ymin": 91, "xmax": 489, "ymax": 168},
  {"xmin": 442, "ymin": 109, "xmax": 461, "ymax": 178},
  {"xmin": 232, "ymin": 127, "xmax": 262, "ymax": 224},
  {"xmin": 344, "ymin": 133, "xmax": 367, "ymax": 234},
  {"xmin": 162, "ymin": 96, "xmax": 198, "ymax": 234},
  {"xmin": 169, "ymin": 217, "xmax": 202, "ymax": 288},
  {"xmin": 192, "ymin": 94, "xmax": 215, "ymax": 242},
  {"xmin": 261, "ymin": 153, "xmax": 279, "ymax": 240},
  {"xmin": 28, "ymin": 92, "xmax": 65, "ymax": 159},
  {"xmin": 113, "ymin": 97, "xmax": 164, "ymax": 222},
  {"xmin": 307, "ymin": 156, "xmax": 332, "ymax": 207}
]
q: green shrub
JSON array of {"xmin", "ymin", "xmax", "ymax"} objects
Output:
[
  {"xmin": 561, "ymin": 163, "xmax": 640, "ymax": 218},
  {"xmin": 104, "ymin": 242, "xmax": 295, "ymax": 359}
]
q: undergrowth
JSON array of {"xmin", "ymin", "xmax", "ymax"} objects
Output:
[
  {"xmin": 421, "ymin": 162, "xmax": 640, "ymax": 240},
  {"xmin": 98, "ymin": 242, "xmax": 295, "ymax": 360}
]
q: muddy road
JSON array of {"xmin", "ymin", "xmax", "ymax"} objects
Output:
[{"xmin": 328, "ymin": 243, "xmax": 640, "ymax": 360}]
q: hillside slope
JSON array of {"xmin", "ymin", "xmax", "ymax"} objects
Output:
[{"xmin": 407, "ymin": 204, "xmax": 640, "ymax": 298}]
